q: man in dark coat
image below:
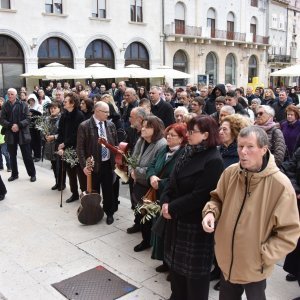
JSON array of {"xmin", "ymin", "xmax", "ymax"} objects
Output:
[
  {"xmin": 114, "ymin": 81, "xmax": 126, "ymax": 111},
  {"xmin": 272, "ymin": 90, "xmax": 292, "ymax": 123},
  {"xmin": 122, "ymin": 88, "xmax": 139, "ymax": 129},
  {"xmin": 150, "ymin": 86, "xmax": 175, "ymax": 127},
  {"xmin": 56, "ymin": 92, "xmax": 85, "ymax": 203},
  {"xmin": 225, "ymin": 90, "xmax": 249, "ymax": 117},
  {"xmin": 77, "ymin": 102, "xmax": 118, "ymax": 225},
  {"xmin": 0, "ymin": 88, "xmax": 36, "ymax": 182},
  {"xmin": 205, "ymin": 84, "xmax": 226, "ymax": 115}
]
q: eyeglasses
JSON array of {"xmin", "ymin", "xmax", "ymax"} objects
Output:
[
  {"xmin": 149, "ymin": 92, "xmax": 155, "ymax": 94},
  {"xmin": 257, "ymin": 112, "xmax": 265, "ymax": 116},
  {"xmin": 166, "ymin": 133, "xmax": 179, "ymax": 138},
  {"xmin": 187, "ymin": 130, "xmax": 201, "ymax": 135},
  {"xmin": 99, "ymin": 110, "xmax": 110, "ymax": 114}
]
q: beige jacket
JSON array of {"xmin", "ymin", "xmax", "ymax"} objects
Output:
[{"xmin": 203, "ymin": 152, "xmax": 300, "ymax": 284}]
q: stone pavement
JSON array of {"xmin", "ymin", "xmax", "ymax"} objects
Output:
[{"xmin": 0, "ymin": 158, "xmax": 299, "ymax": 300}]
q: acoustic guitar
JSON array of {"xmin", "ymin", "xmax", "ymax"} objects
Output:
[
  {"xmin": 98, "ymin": 137, "xmax": 130, "ymax": 182},
  {"xmin": 77, "ymin": 156, "xmax": 104, "ymax": 225}
]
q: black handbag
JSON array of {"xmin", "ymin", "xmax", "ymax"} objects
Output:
[{"xmin": 151, "ymin": 215, "xmax": 166, "ymax": 238}]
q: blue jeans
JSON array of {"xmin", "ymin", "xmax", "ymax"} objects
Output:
[{"xmin": 0, "ymin": 143, "xmax": 11, "ymax": 170}]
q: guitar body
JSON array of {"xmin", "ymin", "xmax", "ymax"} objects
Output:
[
  {"xmin": 77, "ymin": 156, "xmax": 104, "ymax": 225},
  {"xmin": 77, "ymin": 192, "xmax": 104, "ymax": 225}
]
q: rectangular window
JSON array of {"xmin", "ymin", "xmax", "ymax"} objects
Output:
[
  {"xmin": 92, "ymin": 0, "xmax": 106, "ymax": 18},
  {"xmin": 45, "ymin": 0, "xmax": 62, "ymax": 14},
  {"xmin": 227, "ymin": 21, "xmax": 234, "ymax": 40},
  {"xmin": 130, "ymin": 0, "xmax": 143, "ymax": 22},
  {"xmin": 250, "ymin": 24, "xmax": 256, "ymax": 42},
  {"xmin": 0, "ymin": 0, "xmax": 10, "ymax": 9},
  {"xmin": 251, "ymin": 0, "xmax": 258, "ymax": 7},
  {"xmin": 207, "ymin": 18, "xmax": 215, "ymax": 38}
]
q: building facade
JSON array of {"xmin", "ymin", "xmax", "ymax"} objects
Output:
[{"xmin": 0, "ymin": 0, "xmax": 299, "ymax": 94}]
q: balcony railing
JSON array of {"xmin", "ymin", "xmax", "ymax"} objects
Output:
[
  {"xmin": 211, "ymin": 29, "xmax": 246, "ymax": 42},
  {"xmin": 165, "ymin": 23, "xmax": 202, "ymax": 37},
  {"xmin": 268, "ymin": 54, "xmax": 291, "ymax": 63},
  {"xmin": 253, "ymin": 35, "xmax": 269, "ymax": 44}
]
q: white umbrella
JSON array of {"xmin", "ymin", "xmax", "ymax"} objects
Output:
[
  {"xmin": 270, "ymin": 64, "xmax": 300, "ymax": 77},
  {"xmin": 114, "ymin": 64, "xmax": 154, "ymax": 78},
  {"xmin": 149, "ymin": 65, "xmax": 191, "ymax": 79},
  {"xmin": 81, "ymin": 63, "xmax": 117, "ymax": 79},
  {"xmin": 20, "ymin": 62, "xmax": 84, "ymax": 80}
]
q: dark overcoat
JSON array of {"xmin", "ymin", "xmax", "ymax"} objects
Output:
[{"xmin": 162, "ymin": 147, "xmax": 224, "ymax": 278}]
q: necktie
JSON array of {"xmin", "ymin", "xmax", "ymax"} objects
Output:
[{"xmin": 99, "ymin": 122, "xmax": 108, "ymax": 158}]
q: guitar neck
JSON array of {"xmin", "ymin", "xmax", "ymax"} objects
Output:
[
  {"xmin": 99, "ymin": 138, "xmax": 122, "ymax": 156},
  {"xmin": 87, "ymin": 173, "xmax": 92, "ymax": 193}
]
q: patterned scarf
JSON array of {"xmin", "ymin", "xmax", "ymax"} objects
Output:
[{"xmin": 175, "ymin": 143, "xmax": 207, "ymax": 174}]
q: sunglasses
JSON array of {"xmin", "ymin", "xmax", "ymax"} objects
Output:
[{"xmin": 257, "ymin": 112, "xmax": 265, "ymax": 116}]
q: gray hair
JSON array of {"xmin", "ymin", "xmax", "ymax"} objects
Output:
[
  {"xmin": 133, "ymin": 107, "xmax": 148, "ymax": 119},
  {"xmin": 251, "ymin": 98, "xmax": 261, "ymax": 105},
  {"xmin": 238, "ymin": 125, "xmax": 269, "ymax": 148},
  {"xmin": 174, "ymin": 106, "xmax": 189, "ymax": 115},
  {"xmin": 125, "ymin": 87, "xmax": 136, "ymax": 95},
  {"xmin": 258, "ymin": 105, "xmax": 275, "ymax": 117},
  {"xmin": 220, "ymin": 105, "xmax": 235, "ymax": 115},
  {"xmin": 94, "ymin": 101, "xmax": 109, "ymax": 110},
  {"xmin": 7, "ymin": 88, "xmax": 17, "ymax": 95}
]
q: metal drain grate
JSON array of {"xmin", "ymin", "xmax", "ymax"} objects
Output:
[{"xmin": 52, "ymin": 265, "xmax": 137, "ymax": 300}]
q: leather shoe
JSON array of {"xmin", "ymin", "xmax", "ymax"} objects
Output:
[
  {"xmin": 166, "ymin": 273, "xmax": 171, "ymax": 282},
  {"xmin": 133, "ymin": 241, "xmax": 151, "ymax": 252},
  {"xmin": 33, "ymin": 158, "xmax": 41, "ymax": 162},
  {"xmin": 210, "ymin": 268, "xmax": 221, "ymax": 281},
  {"xmin": 51, "ymin": 184, "xmax": 58, "ymax": 190},
  {"xmin": 0, "ymin": 194, "xmax": 6, "ymax": 201},
  {"xmin": 30, "ymin": 176, "xmax": 36, "ymax": 182},
  {"xmin": 66, "ymin": 194, "xmax": 79, "ymax": 203},
  {"xmin": 127, "ymin": 223, "xmax": 141, "ymax": 234},
  {"xmin": 286, "ymin": 273, "xmax": 297, "ymax": 282},
  {"xmin": 106, "ymin": 215, "xmax": 114, "ymax": 225},
  {"xmin": 8, "ymin": 175, "xmax": 18, "ymax": 182},
  {"xmin": 58, "ymin": 185, "xmax": 66, "ymax": 191},
  {"xmin": 156, "ymin": 263, "xmax": 169, "ymax": 273}
]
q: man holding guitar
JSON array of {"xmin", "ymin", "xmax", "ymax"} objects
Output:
[{"xmin": 77, "ymin": 102, "xmax": 118, "ymax": 225}]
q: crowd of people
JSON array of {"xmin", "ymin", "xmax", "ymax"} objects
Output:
[{"xmin": 0, "ymin": 80, "xmax": 300, "ymax": 300}]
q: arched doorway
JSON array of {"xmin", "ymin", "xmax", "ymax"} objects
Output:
[
  {"xmin": 173, "ymin": 50, "xmax": 188, "ymax": 87},
  {"xmin": 38, "ymin": 37, "xmax": 73, "ymax": 68},
  {"xmin": 124, "ymin": 42, "xmax": 149, "ymax": 89},
  {"xmin": 0, "ymin": 35, "xmax": 25, "ymax": 96},
  {"xmin": 225, "ymin": 53, "xmax": 236, "ymax": 85},
  {"xmin": 205, "ymin": 52, "xmax": 218, "ymax": 85},
  {"xmin": 85, "ymin": 39, "xmax": 115, "ymax": 88},
  {"xmin": 248, "ymin": 55, "xmax": 258, "ymax": 83}
]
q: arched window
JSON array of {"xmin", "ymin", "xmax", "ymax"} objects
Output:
[
  {"xmin": 0, "ymin": 35, "xmax": 24, "ymax": 96},
  {"xmin": 38, "ymin": 37, "xmax": 73, "ymax": 68},
  {"xmin": 207, "ymin": 8, "xmax": 216, "ymax": 38},
  {"xmin": 85, "ymin": 39, "xmax": 115, "ymax": 68},
  {"xmin": 125, "ymin": 42, "xmax": 149, "ymax": 69},
  {"xmin": 227, "ymin": 12, "xmax": 235, "ymax": 40},
  {"xmin": 250, "ymin": 17, "xmax": 257, "ymax": 43},
  {"xmin": 205, "ymin": 52, "xmax": 218, "ymax": 85},
  {"xmin": 173, "ymin": 49, "xmax": 188, "ymax": 86},
  {"xmin": 225, "ymin": 54, "xmax": 236, "ymax": 85},
  {"xmin": 248, "ymin": 55, "xmax": 258, "ymax": 83},
  {"xmin": 175, "ymin": 2, "xmax": 185, "ymax": 34}
]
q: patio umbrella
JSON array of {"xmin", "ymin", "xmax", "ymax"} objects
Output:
[
  {"xmin": 149, "ymin": 65, "xmax": 191, "ymax": 79},
  {"xmin": 81, "ymin": 63, "xmax": 117, "ymax": 79},
  {"xmin": 20, "ymin": 62, "xmax": 84, "ymax": 80},
  {"xmin": 270, "ymin": 65, "xmax": 300, "ymax": 77},
  {"xmin": 114, "ymin": 64, "xmax": 154, "ymax": 78}
]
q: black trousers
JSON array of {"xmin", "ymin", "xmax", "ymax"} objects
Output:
[
  {"xmin": 0, "ymin": 175, "xmax": 7, "ymax": 195},
  {"xmin": 219, "ymin": 273, "xmax": 266, "ymax": 300},
  {"xmin": 66, "ymin": 164, "xmax": 85, "ymax": 196},
  {"xmin": 88, "ymin": 160, "xmax": 116, "ymax": 216},
  {"xmin": 170, "ymin": 270, "xmax": 210, "ymax": 300},
  {"xmin": 30, "ymin": 128, "xmax": 41, "ymax": 159},
  {"xmin": 7, "ymin": 138, "xmax": 36, "ymax": 177},
  {"xmin": 51, "ymin": 158, "xmax": 66, "ymax": 187}
]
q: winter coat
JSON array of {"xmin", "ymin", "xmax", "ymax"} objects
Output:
[
  {"xmin": 281, "ymin": 120, "xmax": 300, "ymax": 159},
  {"xmin": 0, "ymin": 99, "xmax": 31, "ymax": 145},
  {"xmin": 131, "ymin": 137, "xmax": 167, "ymax": 187},
  {"xmin": 205, "ymin": 84, "xmax": 226, "ymax": 115},
  {"xmin": 266, "ymin": 126, "xmax": 286, "ymax": 167},
  {"xmin": 203, "ymin": 151, "xmax": 300, "ymax": 284},
  {"xmin": 77, "ymin": 117, "xmax": 118, "ymax": 174},
  {"xmin": 151, "ymin": 99, "xmax": 175, "ymax": 128},
  {"xmin": 219, "ymin": 141, "xmax": 239, "ymax": 169},
  {"xmin": 162, "ymin": 147, "xmax": 224, "ymax": 278},
  {"xmin": 56, "ymin": 108, "xmax": 85, "ymax": 149},
  {"xmin": 146, "ymin": 146, "xmax": 184, "ymax": 201}
]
